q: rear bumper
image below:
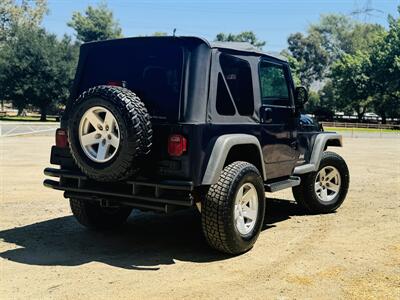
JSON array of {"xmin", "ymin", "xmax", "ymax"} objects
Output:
[{"xmin": 43, "ymin": 167, "xmax": 194, "ymax": 212}]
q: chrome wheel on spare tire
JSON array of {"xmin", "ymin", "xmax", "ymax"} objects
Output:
[
  {"xmin": 79, "ymin": 106, "xmax": 120, "ymax": 163},
  {"xmin": 68, "ymin": 85, "xmax": 152, "ymax": 182}
]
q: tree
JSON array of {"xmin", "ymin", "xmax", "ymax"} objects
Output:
[
  {"xmin": 346, "ymin": 23, "xmax": 386, "ymax": 56},
  {"xmin": 280, "ymin": 50, "xmax": 301, "ymax": 86},
  {"xmin": 0, "ymin": 0, "xmax": 48, "ymax": 42},
  {"xmin": 304, "ymin": 91, "xmax": 320, "ymax": 113},
  {"xmin": 286, "ymin": 14, "xmax": 385, "ymax": 87},
  {"xmin": 287, "ymin": 32, "xmax": 329, "ymax": 88},
  {"xmin": 368, "ymin": 6, "xmax": 400, "ymax": 123},
  {"xmin": 0, "ymin": 26, "xmax": 78, "ymax": 120},
  {"xmin": 68, "ymin": 3, "xmax": 122, "ymax": 43},
  {"xmin": 301, "ymin": 81, "xmax": 336, "ymax": 121},
  {"xmin": 330, "ymin": 51, "xmax": 372, "ymax": 121},
  {"xmin": 0, "ymin": 0, "xmax": 48, "ymax": 110},
  {"xmin": 215, "ymin": 31, "xmax": 266, "ymax": 49},
  {"xmin": 308, "ymin": 14, "xmax": 384, "ymax": 62}
]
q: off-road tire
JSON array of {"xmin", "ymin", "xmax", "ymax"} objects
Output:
[
  {"xmin": 68, "ymin": 85, "xmax": 152, "ymax": 182},
  {"xmin": 293, "ymin": 151, "xmax": 349, "ymax": 214},
  {"xmin": 201, "ymin": 161, "xmax": 265, "ymax": 254},
  {"xmin": 70, "ymin": 198, "xmax": 132, "ymax": 229}
]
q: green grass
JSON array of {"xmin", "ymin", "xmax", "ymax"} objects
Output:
[
  {"xmin": 325, "ymin": 126, "xmax": 400, "ymax": 133},
  {"xmin": 0, "ymin": 116, "xmax": 58, "ymax": 122}
]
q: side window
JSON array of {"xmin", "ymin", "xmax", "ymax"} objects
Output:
[
  {"xmin": 216, "ymin": 74, "xmax": 235, "ymax": 115},
  {"xmin": 216, "ymin": 54, "xmax": 254, "ymax": 116},
  {"xmin": 259, "ymin": 62, "xmax": 290, "ymax": 106}
]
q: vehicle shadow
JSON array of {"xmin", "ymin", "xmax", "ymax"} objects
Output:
[{"xmin": 0, "ymin": 198, "xmax": 303, "ymax": 270}]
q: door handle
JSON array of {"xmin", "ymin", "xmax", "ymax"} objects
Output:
[{"xmin": 261, "ymin": 107, "xmax": 272, "ymax": 123}]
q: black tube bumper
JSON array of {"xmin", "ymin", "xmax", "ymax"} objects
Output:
[{"xmin": 43, "ymin": 167, "xmax": 194, "ymax": 212}]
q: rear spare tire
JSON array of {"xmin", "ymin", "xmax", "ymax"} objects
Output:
[{"xmin": 68, "ymin": 85, "xmax": 152, "ymax": 182}]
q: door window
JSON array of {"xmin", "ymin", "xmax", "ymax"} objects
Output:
[{"xmin": 259, "ymin": 62, "xmax": 290, "ymax": 106}]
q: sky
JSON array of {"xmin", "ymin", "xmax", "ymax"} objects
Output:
[{"xmin": 42, "ymin": 0, "xmax": 400, "ymax": 52}]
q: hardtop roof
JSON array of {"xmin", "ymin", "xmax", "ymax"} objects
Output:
[
  {"xmin": 209, "ymin": 41, "xmax": 287, "ymax": 62},
  {"xmin": 82, "ymin": 35, "xmax": 287, "ymax": 62}
]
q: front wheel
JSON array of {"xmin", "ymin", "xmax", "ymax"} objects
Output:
[
  {"xmin": 201, "ymin": 161, "xmax": 265, "ymax": 254},
  {"xmin": 293, "ymin": 151, "xmax": 349, "ymax": 214}
]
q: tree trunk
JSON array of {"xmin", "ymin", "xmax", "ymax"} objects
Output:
[
  {"xmin": 357, "ymin": 105, "xmax": 367, "ymax": 122},
  {"xmin": 357, "ymin": 111, "xmax": 364, "ymax": 122},
  {"xmin": 381, "ymin": 112, "xmax": 387, "ymax": 124},
  {"xmin": 40, "ymin": 106, "xmax": 47, "ymax": 121},
  {"xmin": 17, "ymin": 107, "xmax": 24, "ymax": 116}
]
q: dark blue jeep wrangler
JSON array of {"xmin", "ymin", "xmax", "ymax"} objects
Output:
[{"xmin": 44, "ymin": 36, "xmax": 349, "ymax": 254}]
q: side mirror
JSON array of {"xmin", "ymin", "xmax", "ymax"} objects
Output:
[{"xmin": 295, "ymin": 86, "xmax": 308, "ymax": 109}]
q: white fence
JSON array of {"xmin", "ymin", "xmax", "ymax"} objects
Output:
[{"xmin": 321, "ymin": 121, "xmax": 400, "ymax": 130}]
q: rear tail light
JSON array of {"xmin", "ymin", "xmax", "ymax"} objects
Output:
[
  {"xmin": 55, "ymin": 128, "xmax": 68, "ymax": 148},
  {"xmin": 168, "ymin": 134, "xmax": 187, "ymax": 157}
]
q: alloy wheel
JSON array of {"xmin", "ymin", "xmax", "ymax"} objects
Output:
[
  {"xmin": 78, "ymin": 106, "xmax": 120, "ymax": 163},
  {"xmin": 314, "ymin": 166, "xmax": 341, "ymax": 202},
  {"xmin": 234, "ymin": 182, "xmax": 259, "ymax": 235}
]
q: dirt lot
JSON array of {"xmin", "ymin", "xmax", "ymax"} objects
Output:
[{"xmin": 0, "ymin": 135, "xmax": 399, "ymax": 299}]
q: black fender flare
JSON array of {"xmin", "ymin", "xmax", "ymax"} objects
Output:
[
  {"xmin": 294, "ymin": 133, "xmax": 343, "ymax": 175},
  {"xmin": 202, "ymin": 134, "xmax": 266, "ymax": 185}
]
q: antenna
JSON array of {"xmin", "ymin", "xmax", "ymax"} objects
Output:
[{"xmin": 173, "ymin": 28, "xmax": 176, "ymax": 37}]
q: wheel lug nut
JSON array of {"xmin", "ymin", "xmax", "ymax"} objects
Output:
[
  {"xmin": 95, "ymin": 133, "xmax": 101, "ymax": 139},
  {"xmin": 98, "ymin": 125, "xmax": 103, "ymax": 130},
  {"xmin": 108, "ymin": 134, "xmax": 111, "ymax": 140},
  {"xmin": 105, "ymin": 125, "xmax": 109, "ymax": 131}
]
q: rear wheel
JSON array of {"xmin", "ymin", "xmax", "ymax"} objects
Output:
[
  {"xmin": 293, "ymin": 151, "xmax": 349, "ymax": 214},
  {"xmin": 70, "ymin": 198, "xmax": 132, "ymax": 230},
  {"xmin": 201, "ymin": 161, "xmax": 265, "ymax": 254}
]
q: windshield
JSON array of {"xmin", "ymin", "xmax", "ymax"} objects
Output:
[{"xmin": 79, "ymin": 39, "xmax": 184, "ymax": 121}]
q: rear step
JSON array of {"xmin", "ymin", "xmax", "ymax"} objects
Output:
[
  {"xmin": 43, "ymin": 167, "xmax": 194, "ymax": 213},
  {"xmin": 264, "ymin": 176, "xmax": 301, "ymax": 193}
]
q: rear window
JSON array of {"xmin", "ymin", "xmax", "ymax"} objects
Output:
[{"xmin": 79, "ymin": 39, "xmax": 184, "ymax": 121}]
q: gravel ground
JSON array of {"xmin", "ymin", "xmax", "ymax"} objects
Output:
[{"xmin": 0, "ymin": 135, "xmax": 399, "ymax": 299}]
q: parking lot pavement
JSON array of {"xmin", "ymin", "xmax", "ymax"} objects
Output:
[{"xmin": 0, "ymin": 122, "xmax": 58, "ymax": 137}]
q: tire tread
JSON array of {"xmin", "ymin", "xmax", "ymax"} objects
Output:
[
  {"xmin": 202, "ymin": 161, "xmax": 264, "ymax": 254},
  {"xmin": 68, "ymin": 85, "xmax": 152, "ymax": 182}
]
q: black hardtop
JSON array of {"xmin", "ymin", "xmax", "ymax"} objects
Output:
[
  {"xmin": 64, "ymin": 36, "xmax": 288, "ymax": 126},
  {"xmin": 81, "ymin": 35, "xmax": 287, "ymax": 62}
]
